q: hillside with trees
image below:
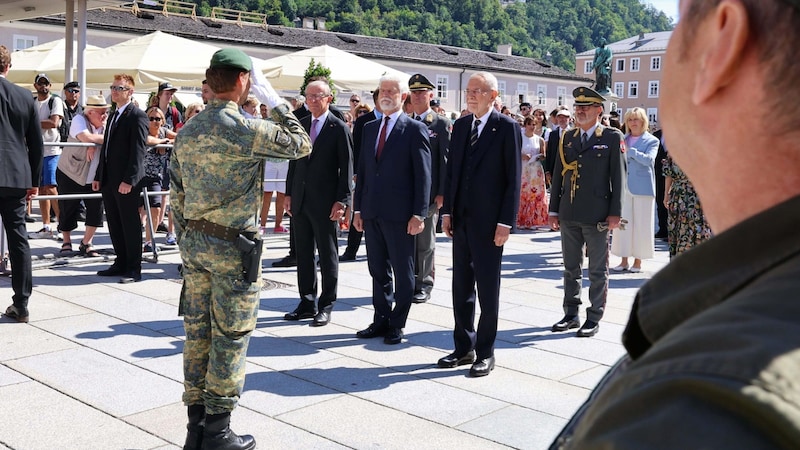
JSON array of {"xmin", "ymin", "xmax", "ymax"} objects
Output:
[{"xmin": 188, "ymin": 0, "xmax": 673, "ymax": 71}]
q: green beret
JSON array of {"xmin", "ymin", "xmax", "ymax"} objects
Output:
[{"xmin": 209, "ymin": 48, "xmax": 252, "ymax": 72}]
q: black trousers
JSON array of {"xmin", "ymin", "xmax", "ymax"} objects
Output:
[
  {"xmin": 0, "ymin": 188, "xmax": 32, "ymax": 308},
  {"xmin": 342, "ymin": 220, "xmax": 362, "ymax": 257},
  {"xmin": 450, "ymin": 219, "xmax": 503, "ymax": 360},
  {"xmin": 56, "ymin": 169, "xmax": 104, "ymax": 231},
  {"xmin": 364, "ymin": 218, "xmax": 415, "ymax": 328},
  {"xmin": 102, "ymin": 185, "xmax": 142, "ymax": 274},
  {"xmin": 293, "ymin": 206, "xmax": 339, "ymax": 309}
]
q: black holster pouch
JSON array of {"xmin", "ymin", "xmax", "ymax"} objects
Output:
[{"xmin": 236, "ymin": 233, "xmax": 263, "ymax": 283}]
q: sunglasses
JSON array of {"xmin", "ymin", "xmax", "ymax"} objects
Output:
[
  {"xmin": 66, "ymin": 88, "xmax": 80, "ymax": 94},
  {"xmin": 109, "ymin": 85, "xmax": 131, "ymax": 92},
  {"xmin": 350, "ymin": 99, "xmax": 360, "ymax": 103},
  {"xmin": 148, "ymin": 117, "xmax": 163, "ymax": 122}
]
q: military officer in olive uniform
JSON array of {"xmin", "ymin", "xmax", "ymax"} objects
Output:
[
  {"xmin": 408, "ymin": 74, "xmax": 450, "ymax": 303},
  {"xmin": 171, "ymin": 49, "xmax": 311, "ymax": 450},
  {"xmin": 548, "ymin": 87, "xmax": 626, "ymax": 338}
]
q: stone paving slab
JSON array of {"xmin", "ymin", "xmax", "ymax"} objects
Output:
[
  {"xmin": 7, "ymin": 347, "xmax": 182, "ymax": 417},
  {"xmin": 0, "ymin": 381, "xmax": 168, "ymax": 449},
  {"xmin": 0, "ymin": 220, "xmax": 670, "ymax": 449}
]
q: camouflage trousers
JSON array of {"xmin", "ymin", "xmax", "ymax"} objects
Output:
[{"xmin": 180, "ymin": 228, "xmax": 262, "ymax": 415}]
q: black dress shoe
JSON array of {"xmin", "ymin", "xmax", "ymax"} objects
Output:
[
  {"xmin": 311, "ymin": 310, "xmax": 331, "ymax": 326},
  {"xmin": 272, "ymin": 256, "xmax": 297, "ymax": 268},
  {"xmin": 469, "ymin": 356, "xmax": 495, "ymax": 377},
  {"xmin": 97, "ymin": 265, "xmax": 125, "ymax": 277},
  {"xmin": 119, "ymin": 271, "xmax": 142, "ymax": 284},
  {"xmin": 384, "ymin": 327, "xmax": 404, "ymax": 345},
  {"xmin": 338, "ymin": 253, "xmax": 356, "ymax": 262},
  {"xmin": 4, "ymin": 305, "xmax": 29, "ymax": 323},
  {"xmin": 551, "ymin": 315, "xmax": 580, "ymax": 332},
  {"xmin": 412, "ymin": 291, "xmax": 430, "ymax": 304},
  {"xmin": 437, "ymin": 350, "xmax": 476, "ymax": 368},
  {"xmin": 284, "ymin": 303, "xmax": 317, "ymax": 321},
  {"xmin": 577, "ymin": 320, "xmax": 600, "ymax": 337},
  {"xmin": 356, "ymin": 322, "xmax": 389, "ymax": 339}
]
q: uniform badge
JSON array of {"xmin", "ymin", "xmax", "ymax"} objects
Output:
[
  {"xmin": 428, "ymin": 129, "xmax": 437, "ymax": 138},
  {"xmin": 593, "ymin": 145, "xmax": 609, "ymax": 150},
  {"xmin": 274, "ymin": 130, "xmax": 291, "ymax": 147},
  {"xmin": 425, "ymin": 113, "xmax": 434, "ymax": 123}
]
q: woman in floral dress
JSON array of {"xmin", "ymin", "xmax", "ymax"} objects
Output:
[
  {"xmin": 663, "ymin": 154, "xmax": 712, "ymax": 257},
  {"xmin": 517, "ymin": 115, "xmax": 549, "ymax": 229}
]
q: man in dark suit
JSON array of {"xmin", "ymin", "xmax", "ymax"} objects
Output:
[
  {"xmin": 93, "ymin": 73, "xmax": 149, "ymax": 283},
  {"xmin": 548, "ymin": 87, "xmax": 626, "ymax": 338},
  {"xmin": 272, "ymin": 82, "xmax": 348, "ymax": 269},
  {"xmin": 437, "ymin": 71, "xmax": 521, "ymax": 377},
  {"xmin": 652, "ymin": 128, "xmax": 668, "ymax": 239},
  {"xmin": 353, "ymin": 75, "xmax": 431, "ymax": 345},
  {"xmin": 340, "ymin": 88, "xmax": 381, "ymax": 262},
  {"xmin": 544, "ymin": 107, "xmax": 571, "ymax": 186},
  {"xmin": 283, "ymin": 80, "xmax": 353, "ymax": 326},
  {"xmin": 0, "ymin": 46, "xmax": 44, "ymax": 323},
  {"xmin": 407, "ymin": 74, "xmax": 450, "ymax": 303}
]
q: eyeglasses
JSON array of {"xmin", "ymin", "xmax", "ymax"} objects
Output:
[
  {"xmin": 66, "ymin": 88, "xmax": 80, "ymax": 94},
  {"xmin": 148, "ymin": 117, "xmax": 163, "ymax": 122},
  {"xmin": 306, "ymin": 93, "xmax": 331, "ymax": 101},
  {"xmin": 109, "ymin": 85, "xmax": 131, "ymax": 92},
  {"xmin": 35, "ymin": 81, "xmax": 50, "ymax": 86},
  {"xmin": 350, "ymin": 98, "xmax": 360, "ymax": 103},
  {"xmin": 463, "ymin": 89, "xmax": 488, "ymax": 97},
  {"xmin": 575, "ymin": 104, "xmax": 600, "ymax": 110}
]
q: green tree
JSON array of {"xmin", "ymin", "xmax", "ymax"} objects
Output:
[{"xmin": 301, "ymin": 59, "xmax": 336, "ymax": 101}]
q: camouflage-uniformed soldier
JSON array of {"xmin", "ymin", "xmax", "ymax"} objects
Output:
[
  {"xmin": 548, "ymin": 87, "xmax": 626, "ymax": 339},
  {"xmin": 170, "ymin": 48, "xmax": 311, "ymax": 450}
]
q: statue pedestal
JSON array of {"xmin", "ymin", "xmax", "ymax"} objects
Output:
[{"xmin": 602, "ymin": 93, "xmax": 620, "ymax": 113}]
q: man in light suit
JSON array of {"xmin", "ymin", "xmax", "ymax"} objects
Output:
[
  {"xmin": 353, "ymin": 75, "xmax": 431, "ymax": 345},
  {"xmin": 549, "ymin": 87, "xmax": 626, "ymax": 338},
  {"xmin": 437, "ymin": 71, "xmax": 521, "ymax": 377},
  {"xmin": 0, "ymin": 46, "xmax": 44, "ymax": 323},
  {"xmin": 93, "ymin": 73, "xmax": 149, "ymax": 284},
  {"xmin": 408, "ymin": 74, "xmax": 450, "ymax": 304},
  {"xmin": 283, "ymin": 80, "xmax": 353, "ymax": 326}
]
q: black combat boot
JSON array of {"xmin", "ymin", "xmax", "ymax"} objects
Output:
[
  {"xmin": 200, "ymin": 412, "xmax": 256, "ymax": 450},
  {"xmin": 184, "ymin": 404, "xmax": 205, "ymax": 450}
]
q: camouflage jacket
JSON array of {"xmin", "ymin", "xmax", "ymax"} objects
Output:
[{"xmin": 170, "ymin": 100, "xmax": 311, "ymax": 237}]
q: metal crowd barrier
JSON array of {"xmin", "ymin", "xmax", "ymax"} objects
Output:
[{"xmin": 0, "ymin": 141, "xmax": 288, "ymax": 271}]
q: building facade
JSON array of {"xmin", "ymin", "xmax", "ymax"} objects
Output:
[
  {"xmin": 576, "ymin": 31, "xmax": 671, "ymax": 130},
  {"xmin": 0, "ymin": 4, "xmax": 591, "ymax": 116}
]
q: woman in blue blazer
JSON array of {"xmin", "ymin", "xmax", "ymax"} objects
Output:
[{"xmin": 611, "ymin": 108, "xmax": 659, "ymax": 272}]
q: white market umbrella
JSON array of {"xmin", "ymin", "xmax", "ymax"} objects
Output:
[
  {"xmin": 264, "ymin": 45, "xmax": 410, "ymax": 92},
  {"xmin": 45, "ymin": 31, "xmax": 281, "ymax": 91},
  {"xmin": 7, "ymin": 38, "xmax": 101, "ymax": 87}
]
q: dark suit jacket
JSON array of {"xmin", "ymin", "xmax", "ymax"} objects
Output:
[
  {"xmin": 0, "ymin": 76, "xmax": 43, "ymax": 190},
  {"xmin": 286, "ymin": 113, "xmax": 353, "ymax": 215},
  {"xmin": 545, "ymin": 126, "xmax": 569, "ymax": 178},
  {"xmin": 351, "ymin": 110, "xmax": 377, "ymax": 176},
  {"xmin": 549, "ymin": 125, "xmax": 626, "ymax": 223},
  {"xmin": 418, "ymin": 111, "xmax": 450, "ymax": 205},
  {"xmin": 95, "ymin": 103, "xmax": 148, "ymax": 188},
  {"xmin": 354, "ymin": 113, "xmax": 431, "ymax": 222},
  {"xmin": 443, "ymin": 110, "xmax": 521, "ymax": 232}
]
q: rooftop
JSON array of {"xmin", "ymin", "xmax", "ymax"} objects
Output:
[
  {"xmin": 26, "ymin": 6, "xmax": 589, "ymax": 82},
  {"xmin": 576, "ymin": 31, "xmax": 673, "ymax": 57}
]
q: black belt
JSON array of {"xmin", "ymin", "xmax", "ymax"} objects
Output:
[{"xmin": 186, "ymin": 219, "xmax": 256, "ymax": 242}]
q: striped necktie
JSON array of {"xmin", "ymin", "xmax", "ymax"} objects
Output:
[{"xmin": 470, "ymin": 119, "xmax": 481, "ymax": 149}]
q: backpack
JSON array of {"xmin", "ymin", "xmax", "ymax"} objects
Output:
[{"xmin": 48, "ymin": 95, "xmax": 70, "ymax": 142}]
